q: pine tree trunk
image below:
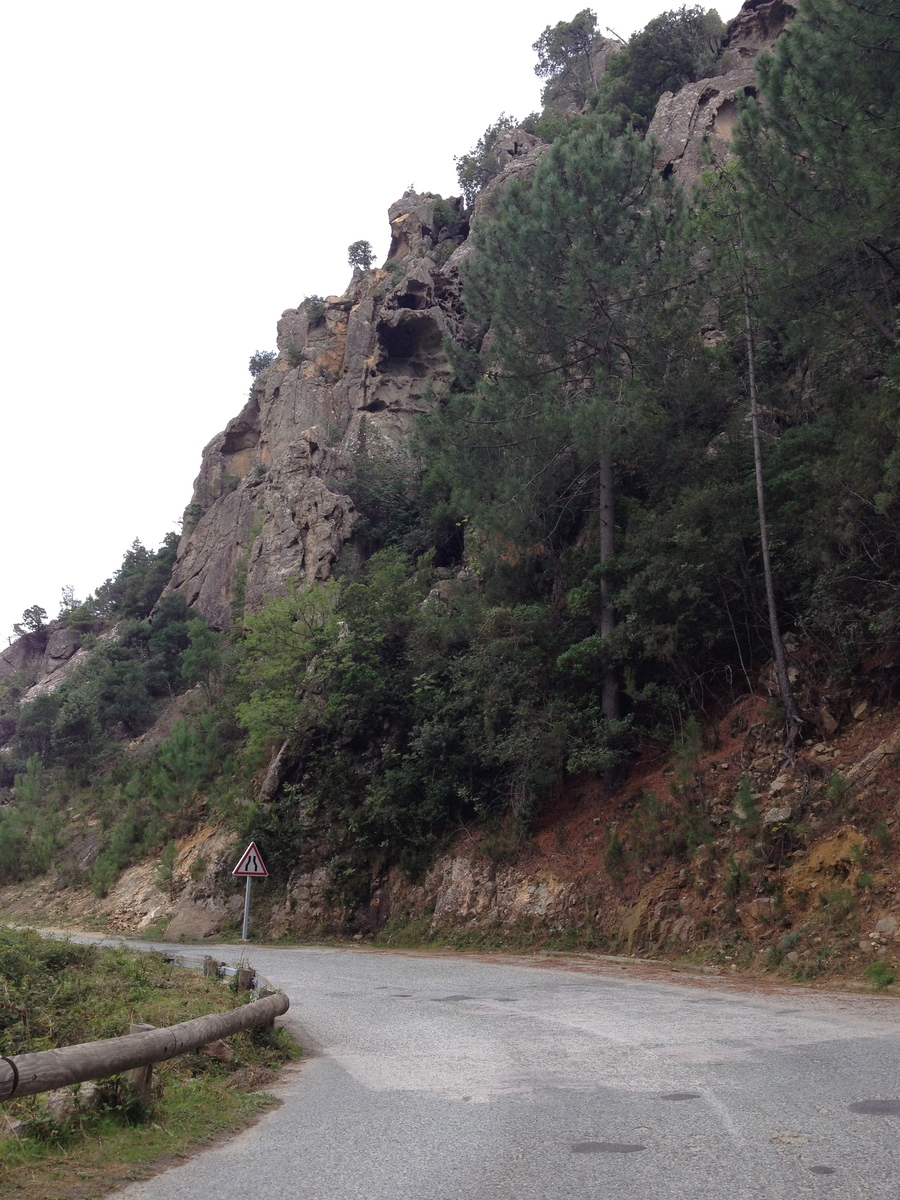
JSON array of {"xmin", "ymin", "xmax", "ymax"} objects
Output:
[
  {"xmin": 598, "ymin": 449, "xmax": 619, "ymax": 722},
  {"xmin": 743, "ymin": 287, "xmax": 802, "ymax": 755}
]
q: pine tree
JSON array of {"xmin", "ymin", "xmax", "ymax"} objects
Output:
[
  {"xmin": 734, "ymin": 0, "xmax": 900, "ymax": 347},
  {"xmin": 721, "ymin": 0, "xmax": 900, "ymax": 748},
  {"xmin": 532, "ymin": 10, "xmax": 601, "ymax": 108},
  {"xmin": 443, "ymin": 121, "xmax": 690, "ymax": 723},
  {"xmin": 347, "ymin": 240, "xmax": 375, "ymax": 271}
]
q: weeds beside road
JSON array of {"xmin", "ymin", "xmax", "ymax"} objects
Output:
[{"xmin": 0, "ymin": 927, "xmax": 299, "ymax": 1200}]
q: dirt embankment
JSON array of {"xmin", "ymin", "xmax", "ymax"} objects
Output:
[{"xmin": 2, "ymin": 690, "xmax": 899, "ymax": 989}]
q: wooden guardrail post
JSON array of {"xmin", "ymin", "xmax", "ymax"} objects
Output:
[
  {"xmin": 124, "ymin": 1023, "xmax": 155, "ymax": 1106},
  {"xmin": 256, "ymin": 988, "xmax": 276, "ymax": 1031}
]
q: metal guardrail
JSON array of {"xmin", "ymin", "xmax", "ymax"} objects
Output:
[{"xmin": 161, "ymin": 952, "xmax": 276, "ymax": 996}]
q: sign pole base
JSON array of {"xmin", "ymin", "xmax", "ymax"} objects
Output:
[{"xmin": 241, "ymin": 876, "xmax": 252, "ymax": 942}]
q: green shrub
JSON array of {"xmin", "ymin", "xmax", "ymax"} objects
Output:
[
  {"xmin": 92, "ymin": 535, "xmax": 179, "ymax": 621},
  {"xmin": 765, "ymin": 943, "xmax": 785, "ymax": 967},
  {"xmin": 248, "ymin": 350, "xmax": 276, "ymax": 376},
  {"xmin": 181, "ymin": 500, "xmax": 205, "ymax": 534},
  {"xmin": 827, "ymin": 772, "xmax": 849, "ymax": 805},
  {"xmin": 304, "ymin": 294, "xmax": 326, "ymax": 326},
  {"xmin": 154, "ymin": 842, "xmax": 178, "ymax": 899},
  {"xmin": 873, "ymin": 823, "xmax": 892, "ymax": 854},
  {"xmin": 595, "ymin": 6, "xmax": 723, "ymax": 131},
  {"xmin": 724, "ymin": 852, "xmax": 748, "ymax": 898},
  {"xmin": 820, "ymin": 887, "xmax": 855, "ymax": 928},
  {"xmin": 865, "ymin": 960, "xmax": 896, "ymax": 988}
]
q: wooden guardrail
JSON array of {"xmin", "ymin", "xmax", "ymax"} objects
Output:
[{"xmin": 0, "ymin": 990, "xmax": 289, "ymax": 1102}]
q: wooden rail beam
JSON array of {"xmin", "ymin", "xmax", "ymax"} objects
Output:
[{"xmin": 0, "ymin": 990, "xmax": 289, "ymax": 1102}]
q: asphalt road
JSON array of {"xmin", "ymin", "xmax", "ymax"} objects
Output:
[{"xmin": 101, "ymin": 942, "xmax": 899, "ymax": 1200}]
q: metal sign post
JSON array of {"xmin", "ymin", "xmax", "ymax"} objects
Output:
[
  {"xmin": 231, "ymin": 841, "xmax": 269, "ymax": 942},
  {"xmin": 241, "ymin": 877, "xmax": 252, "ymax": 942}
]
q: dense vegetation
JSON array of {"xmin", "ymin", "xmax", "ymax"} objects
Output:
[
  {"xmin": 0, "ymin": 538, "xmax": 228, "ymax": 893},
  {"xmin": 1, "ymin": 0, "xmax": 898, "ymax": 910}
]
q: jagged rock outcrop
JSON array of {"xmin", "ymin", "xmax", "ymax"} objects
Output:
[
  {"xmin": 0, "ymin": 619, "xmax": 98, "ymax": 702},
  {"xmin": 165, "ymin": 193, "xmax": 469, "ymax": 629},
  {"xmin": 162, "ymin": 2, "xmax": 791, "ymax": 631},
  {"xmin": 0, "ymin": 636, "xmax": 45, "ymax": 682},
  {"xmin": 474, "ymin": 128, "xmax": 547, "ymax": 221},
  {"xmin": 648, "ymin": 0, "xmax": 795, "ymax": 186}
]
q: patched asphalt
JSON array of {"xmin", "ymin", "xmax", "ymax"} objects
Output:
[{"xmin": 94, "ymin": 942, "xmax": 900, "ymax": 1199}]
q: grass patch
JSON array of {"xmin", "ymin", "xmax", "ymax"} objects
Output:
[
  {"xmin": 865, "ymin": 960, "xmax": 896, "ymax": 989},
  {"xmin": 0, "ymin": 928, "xmax": 299, "ymax": 1200},
  {"xmin": 1, "ymin": 1082, "xmax": 276, "ymax": 1200}
]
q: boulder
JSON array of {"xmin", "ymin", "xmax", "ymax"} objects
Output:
[
  {"xmin": 44, "ymin": 627, "xmax": 80, "ymax": 665},
  {"xmin": 199, "ymin": 1038, "xmax": 233, "ymax": 1061},
  {"xmin": 164, "ymin": 901, "xmax": 226, "ymax": 941},
  {"xmin": 46, "ymin": 1081, "xmax": 101, "ymax": 1122},
  {"xmin": 763, "ymin": 806, "xmax": 792, "ymax": 826}
]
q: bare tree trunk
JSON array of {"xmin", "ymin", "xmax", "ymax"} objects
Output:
[
  {"xmin": 259, "ymin": 739, "xmax": 290, "ymax": 802},
  {"xmin": 743, "ymin": 287, "xmax": 803, "ymax": 756},
  {"xmin": 599, "ymin": 449, "xmax": 619, "ymax": 723}
]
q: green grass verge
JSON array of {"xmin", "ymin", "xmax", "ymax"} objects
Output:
[
  {"xmin": 1, "ymin": 1081, "xmax": 277, "ymax": 1200},
  {"xmin": 0, "ymin": 928, "xmax": 300, "ymax": 1200}
]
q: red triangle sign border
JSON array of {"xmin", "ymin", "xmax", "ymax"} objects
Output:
[{"xmin": 232, "ymin": 840, "xmax": 269, "ymax": 877}]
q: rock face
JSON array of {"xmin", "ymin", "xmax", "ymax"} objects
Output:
[
  {"xmin": 0, "ymin": 618, "xmax": 96, "ymax": 702},
  {"xmin": 162, "ymin": 2, "xmax": 794, "ymax": 632},
  {"xmin": 266, "ymin": 853, "xmax": 581, "ymax": 941},
  {"xmin": 165, "ymin": 193, "xmax": 469, "ymax": 629},
  {"xmin": 648, "ymin": 0, "xmax": 795, "ymax": 186}
]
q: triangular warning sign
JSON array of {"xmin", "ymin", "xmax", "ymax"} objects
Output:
[{"xmin": 232, "ymin": 841, "xmax": 268, "ymax": 877}]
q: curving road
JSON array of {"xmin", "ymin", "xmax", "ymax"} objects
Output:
[{"xmin": 100, "ymin": 942, "xmax": 900, "ymax": 1200}]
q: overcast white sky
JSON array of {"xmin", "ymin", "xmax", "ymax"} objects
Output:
[{"xmin": 1, "ymin": 0, "xmax": 723, "ymax": 643}]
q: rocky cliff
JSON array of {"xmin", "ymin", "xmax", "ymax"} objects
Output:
[
  {"xmin": 160, "ymin": 0, "xmax": 790, "ymax": 632},
  {"xmin": 163, "ymin": 194, "xmax": 470, "ymax": 629},
  {"xmin": 0, "ymin": 1, "xmax": 793, "ymax": 678},
  {"xmin": 6, "ymin": 2, "xmax": 899, "ymax": 987},
  {"xmin": 649, "ymin": 0, "xmax": 795, "ymax": 184},
  {"xmin": 1, "ymin": 0, "xmax": 788, "ymax": 709}
]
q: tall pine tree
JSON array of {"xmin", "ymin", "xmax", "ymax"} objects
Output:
[
  {"xmin": 734, "ymin": 0, "xmax": 900, "ymax": 347},
  {"xmin": 436, "ymin": 120, "xmax": 691, "ymax": 724}
]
